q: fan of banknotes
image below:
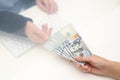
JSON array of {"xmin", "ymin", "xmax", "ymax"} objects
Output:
[{"xmin": 44, "ymin": 24, "xmax": 92, "ymax": 65}]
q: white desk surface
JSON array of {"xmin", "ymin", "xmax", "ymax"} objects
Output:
[{"xmin": 0, "ymin": 0, "xmax": 120, "ymax": 80}]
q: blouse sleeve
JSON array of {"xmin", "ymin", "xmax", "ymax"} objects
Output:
[{"xmin": 0, "ymin": 11, "xmax": 33, "ymax": 37}]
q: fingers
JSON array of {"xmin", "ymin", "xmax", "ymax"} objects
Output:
[
  {"xmin": 68, "ymin": 59, "xmax": 73, "ymax": 62},
  {"xmin": 36, "ymin": 0, "xmax": 48, "ymax": 13},
  {"xmin": 25, "ymin": 22, "xmax": 52, "ymax": 44},
  {"xmin": 68, "ymin": 56, "xmax": 92, "ymax": 73},
  {"xmin": 49, "ymin": 0, "xmax": 58, "ymax": 14},
  {"xmin": 27, "ymin": 31, "xmax": 44, "ymax": 43},
  {"xmin": 26, "ymin": 24, "xmax": 45, "ymax": 43},
  {"xmin": 44, "ymin": 0, "xmax": 57, "ymax": 14},
  {"xmin": 42, "ymin": 24, "xmax": 48, "ymax": 33},
  {"xmin": 74, "ymin": 56, "xmax": 95, "ymax": 73},
  {"xmin": 76, "ymin": 63, "xmax": 91, "ymax": 73},
  {"xmin": 68, "ymin": 55, "xmax": 94, "ymax": 73},
  {"xmin": 49, "ymin": 0, "xmax": 54, "ymax": 14},
  {"xmin": 36, "ymin": 0, "xmax": 58, "ymax": 14},
  {"xmin": 44, "ymin": 0, "xmax": 51, "ymax": 14},
  {"xmin": 41, "ymin": 24, "xmax": 52, "ymax": 37},
  {"xmin": 36, "ymin": 25, "xmax": 52, "ymax": 43}
]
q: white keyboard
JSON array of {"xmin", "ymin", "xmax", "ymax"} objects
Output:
[
  {"xmin": 0, "ymin": 31, "xmax": 37, "ymax": 57},
  {"xmin": 0, "ymin": 15, "xmax": 69, "ymax": 57}
]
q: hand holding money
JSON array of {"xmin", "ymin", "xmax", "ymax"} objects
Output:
[
  {"xmin": 44, "ymin": 24, "xmax": 92, "ymax": 65},
  {"xmin": 74, "ymin": 55, "xmax": 120, "ymax": 80}
]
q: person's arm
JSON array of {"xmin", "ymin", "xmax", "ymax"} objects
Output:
[
  {"xmin": 106, "ymin": 61, "xmax": 120, "ymax": 80},
  {"xmin": 74, "ymin": 55, "xmax": 120, "ymax": 80},
  {"xmin": 0, "ymin": 11, "xmax": 32, "ymax": 37},
  {"xmin": 0, "ymin": 11, "xmax": 52, "ymax": 44}
]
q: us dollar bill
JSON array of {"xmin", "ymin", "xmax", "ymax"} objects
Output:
[{"xmin": 44, "ymin": 24, "xmax": 92, "ymax": 65}]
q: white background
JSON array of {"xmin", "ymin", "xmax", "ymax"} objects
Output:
[{"xmin": 0, "ymin": 0, "xmax": 120, "ymax": 80}]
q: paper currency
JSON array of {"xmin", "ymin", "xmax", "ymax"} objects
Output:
[{"xmin": 44, "ymin": 24, "xmax": 92, "ymax": 65}]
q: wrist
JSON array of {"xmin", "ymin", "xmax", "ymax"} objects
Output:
[
  {"xmin": 25, "ymin": 21, "xmax": 33, "ymax": 34},
  {"xmin": 105, "ymin": 61, "xmax": 120, "ymax": 80}
]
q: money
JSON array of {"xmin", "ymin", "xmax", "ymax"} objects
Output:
[{"xmin": 44, "ymin": 24, "xmax": 92, "ymax": 65}]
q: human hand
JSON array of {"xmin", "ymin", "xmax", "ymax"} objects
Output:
[
  {"xmin": 74, "ymin": 55, "xmax": 120, "ymax": 79},
  {"xmin": 74, "ymin": 55, "xmax": 112, "ymax": 77},
  {"xmin": 36, "ymin": 0, "xmax": 58, "ymax": 14},
  {"xmin": 25, "ymin": 21, "xmax": 52, "ymax": 44}
]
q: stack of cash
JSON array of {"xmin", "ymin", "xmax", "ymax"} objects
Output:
[{"xmin": 44, "ymin": 24, "xmax": 92, "ymax": 65}]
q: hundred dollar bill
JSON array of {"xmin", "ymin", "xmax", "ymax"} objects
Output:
[
  {"xmin": 44, "ymin": 31, "xmax": 72, "ymax": 60},
  {"xmin": 58, "ymin": 24, "xmax": 92, "ymax": 65},
  {"xmin": 44, "ymin": 24, "xmax": 92, "ymax": 65}
]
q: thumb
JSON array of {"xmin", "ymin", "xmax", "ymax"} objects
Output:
[{"xmin": 75, "ymin": 56, "xmax": 91, "ymax": 63}]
